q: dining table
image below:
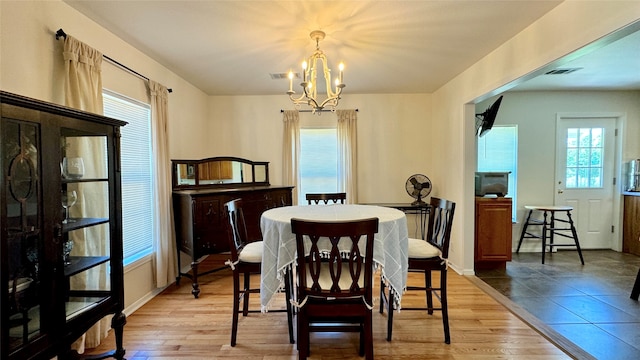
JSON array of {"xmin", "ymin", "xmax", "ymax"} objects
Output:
[{"xmin": 259, "ymin": 204, "xmax": 409, "ymax": 311}]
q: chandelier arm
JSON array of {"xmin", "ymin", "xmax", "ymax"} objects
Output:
[{"xmin": 319, "ymin": 96, "xmax": 340, "ymax": 109}]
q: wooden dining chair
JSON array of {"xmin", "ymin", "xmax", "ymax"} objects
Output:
[
  {"xmin": 380, "ymin": 196, "xmax": 456, "ymax": 344},
  {"xmin": 224, "ymin": 198, "xmax": 294, "ymax": 347},
  {"xmin": 305, "ymin": 192, "xmax": 347, "ymax": 205},
  {"xmin": 290, "ymin": 217, "xmax": 379, "ymax": 360}
]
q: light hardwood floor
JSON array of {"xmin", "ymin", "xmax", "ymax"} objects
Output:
[{"xmin": 88, "ymin": 258, "xmax": 573, "ymax": 359}]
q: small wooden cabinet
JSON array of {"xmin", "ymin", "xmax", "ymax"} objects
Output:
[
  {"xmin": 623, "ymin": 195, "xmax": 640, "ymax": 256},
  {"xmin": 1, "ymin": 91, "xmax": 126, "ymax": 359},
  {"xmin": 475, "ymin": 196, "xmax": 513, "ymax": 270},
  {"xmin": 172, "ymin": 157, "xmax": 292, "ymax": 298}
]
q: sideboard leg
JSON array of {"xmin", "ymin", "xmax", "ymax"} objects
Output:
[{"xmin": 191, "ymin": 261, "xmax": 200, "ymax": 298}]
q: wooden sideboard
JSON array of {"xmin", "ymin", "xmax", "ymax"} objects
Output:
[
  {"xmin": 172, "ymin": 157, "xmax": 292, "ymax": 298},
  {"xmin": 475, "ymin": 196, "xmax": 513, "ymax": 270}
]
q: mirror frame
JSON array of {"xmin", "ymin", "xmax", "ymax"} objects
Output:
[{"xmin": 171, "ymin": 156, "xmax": 269, "ymax": 190}]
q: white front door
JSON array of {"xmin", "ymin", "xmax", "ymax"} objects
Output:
[{"xmin": 554, "ymin": 115, "xmax": 617, "ymax": 249}]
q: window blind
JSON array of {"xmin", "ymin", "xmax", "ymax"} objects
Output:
[
  {"xmin": 103, "ymin": 90, "xmax": 154, "ymax": 264},
  {"xmin": 477, "ymin": 125, "xmax": 518, "ymax": 221}
]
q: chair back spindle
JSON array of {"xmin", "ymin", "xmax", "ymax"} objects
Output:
[{"xmin": 306, "ymin": 192, "xmax": 347, "ymax": 205}]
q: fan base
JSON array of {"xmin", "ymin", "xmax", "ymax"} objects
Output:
[{"xmin": 411, "ymin": 199, "xmax": 426, "ymax": 206}]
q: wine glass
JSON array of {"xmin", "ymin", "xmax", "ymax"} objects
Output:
[
  {"xmin": 62, "ymin": 240, "xmax": 74, "ymax": 266},
  {"xmin": 61, "ymin": 190, "xmax": 78, "ymax": 224},
  {"xmin": 62, "ymin": 157, "xmax": 85, "ymax": 179}
]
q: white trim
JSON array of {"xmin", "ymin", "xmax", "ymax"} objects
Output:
[{"xmin": 123, "ymin": 252, "xmax": 153, "ymax": 274}]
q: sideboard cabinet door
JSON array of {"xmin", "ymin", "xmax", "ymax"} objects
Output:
[{"xmin": 474, "ymin": 196, "xmax": 513, "ymax": 270}]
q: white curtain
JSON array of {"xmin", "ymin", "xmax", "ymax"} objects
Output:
[
  {"xmin": 282, "ymin": 110, "xmax": 300, "ymax": 205},
  {"xmin": 148, "ymin": 80, "xmax": 177, "ymax": 287},
  {"xmin": 337, "ymin": 110, "xmax": 358, "ymax": 204},
  {"xmin": 62, "ymin": 35, "xmax": 110, "ymax": 352}
]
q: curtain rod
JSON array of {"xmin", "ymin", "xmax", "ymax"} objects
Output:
[
  {"xmin": 55, "ymin": 28, "xmax": 173, "ymax": 93},
  {"xmin": 280, "ymin": 109, "xmax": 358, "ymax": 113}
]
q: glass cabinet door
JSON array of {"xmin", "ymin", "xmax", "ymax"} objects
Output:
[
  {"xmin": 3, "ymin": 119, "xmax": 42, "ymax": 351},
  {"xmin": 60, "ymin": 130, "xmax": 111, "ymax": 321}
]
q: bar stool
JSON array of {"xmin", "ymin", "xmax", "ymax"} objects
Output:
[{"xmin": 516, "ymin": 205, "xmax": 584, "ymax": 264}]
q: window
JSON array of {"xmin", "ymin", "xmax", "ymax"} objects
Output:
[
  {"xmin": 298, "ymin": 128, "xmax": 338, "ymax": 204},
  {"xmin": 565, "ymin": 127, "xmax": 603, "ymax": 188},
  {"xmin": 477, "ymin": 125, "xmax": 518, "ymax": 221},
  {"xmin": 103, "ymin": 90, "xmax": 154, "ymax": 265}
]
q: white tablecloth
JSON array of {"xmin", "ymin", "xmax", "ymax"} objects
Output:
[{"xmin": 260, "ymin": 204, "xmax": 409, "ymax": 310}]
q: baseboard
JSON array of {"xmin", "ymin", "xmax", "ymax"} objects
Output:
[{"xmin": 123, "ymin": 286, "xmax": 167, "ymax": 317}]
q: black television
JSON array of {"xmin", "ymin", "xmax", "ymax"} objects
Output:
[{"xmin": 475, "ymin": 95, "xmax": 503, "ymax": 137}]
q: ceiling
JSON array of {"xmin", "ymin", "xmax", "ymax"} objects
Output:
[{"xmin": 63, "ymin": 1, "xmax": 640, "ymax": 97}]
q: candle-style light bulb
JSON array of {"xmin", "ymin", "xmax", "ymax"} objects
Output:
[
  {"xmin": 338, "ymin": 62, "xmax": 344, "ymax": 84},
  {"xmin": 288, "ymin": 71, "xmax": 294, "ymax": 92},
  {"xmin": 302, "ymin": 61, "xmax": 307, "ymax": 82}
]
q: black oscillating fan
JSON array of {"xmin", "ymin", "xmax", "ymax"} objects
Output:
[{"xmin": 405, "ymin": 174, "xmax": 432, "ymax": 205}]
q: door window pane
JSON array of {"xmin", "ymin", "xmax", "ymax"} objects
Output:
[{"xmin": 565, "ymin": 127, "xmax": 604, "ymax": 188}]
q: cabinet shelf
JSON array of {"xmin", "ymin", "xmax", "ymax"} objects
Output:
[
  {"xmin": 62, "ymin": 178, "xmax": 109, "ymax": 184},
  {"xmin": 62, "ymin": 217, "xmax": 109, "ymax": 232},
  {"xmin": 63, "ymin": 256, "xmax": 110, "ymax": 277}
]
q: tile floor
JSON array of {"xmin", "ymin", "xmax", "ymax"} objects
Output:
[{"xmin": 476, "ymin": 249, "xmax": 640, "ymax": 360}]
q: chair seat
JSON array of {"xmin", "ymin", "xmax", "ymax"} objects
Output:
[
  {"xmin": 408, "ymin": 238, "xmax": 441, "ymax": 258},
  {"xmin": 238, "ymin": 241, "xmax": 263, "ymax": 263}
]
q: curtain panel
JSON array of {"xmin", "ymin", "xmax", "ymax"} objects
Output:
[
  {"xmin": 62, "ymin": 34, "xmax": 110, "ymax": 352},
  {"xmin": 282, "ymin": 110, "xmax": 300, "ymax": 205},
  {"xmin": 337, "ymin": 110, "xmax": 358, "ymax": 204},
  {"xmin": 148, "ymin": 80, "xmax": 177, "ymax": 287}
]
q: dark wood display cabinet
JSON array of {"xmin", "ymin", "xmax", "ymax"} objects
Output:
[
  {"xmin": 172, "ymin": 157, "xmax": 293, "ymax": 298},
  {"xmin": 1, "ymin": 91, "xmax": 126, "ymax": 359}
]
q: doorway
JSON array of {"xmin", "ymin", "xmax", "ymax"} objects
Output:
[{"xmin": 554, "ymin": 113, "xmax": 620, "ymax": 249}]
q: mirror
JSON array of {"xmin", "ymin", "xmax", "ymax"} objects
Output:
[{"xmin": 172, "ymin": 157, "xmax": 269, "ymax": 189}]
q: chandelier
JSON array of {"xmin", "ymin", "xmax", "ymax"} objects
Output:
[{"xmin": 287, "ymin": 30, "xmax": 345, "ymax": 112}]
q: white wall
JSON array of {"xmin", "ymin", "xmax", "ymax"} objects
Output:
[
  {"xmin": 208, "ymin": 93, "xmax": 433, "ymax": 237},
  {"xmin": 483, "ymin": 91, "xmax": 640, "ymax": 252},
  {"xmin": 432, "ymin": 1, "xmax": 640, "ymax": 275},
  {"xmin": 0, "ymin": 0, "xmax": 211, "ymax": 312}
]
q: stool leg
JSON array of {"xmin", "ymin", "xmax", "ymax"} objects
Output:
[
  {"xmin": 516, "ymin": 210, "xmax": 533, "ymax": 253},
  {"xmin": 541, "ymin": 211, "xmax": 548, "ymax": 264},
  {"xmin": 566, "ymin": 210, "xmax": 585, "ymax": 265},
  {"xmin": 549, "ymin": 211, "xmax": 556, "ymax": 259}
]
